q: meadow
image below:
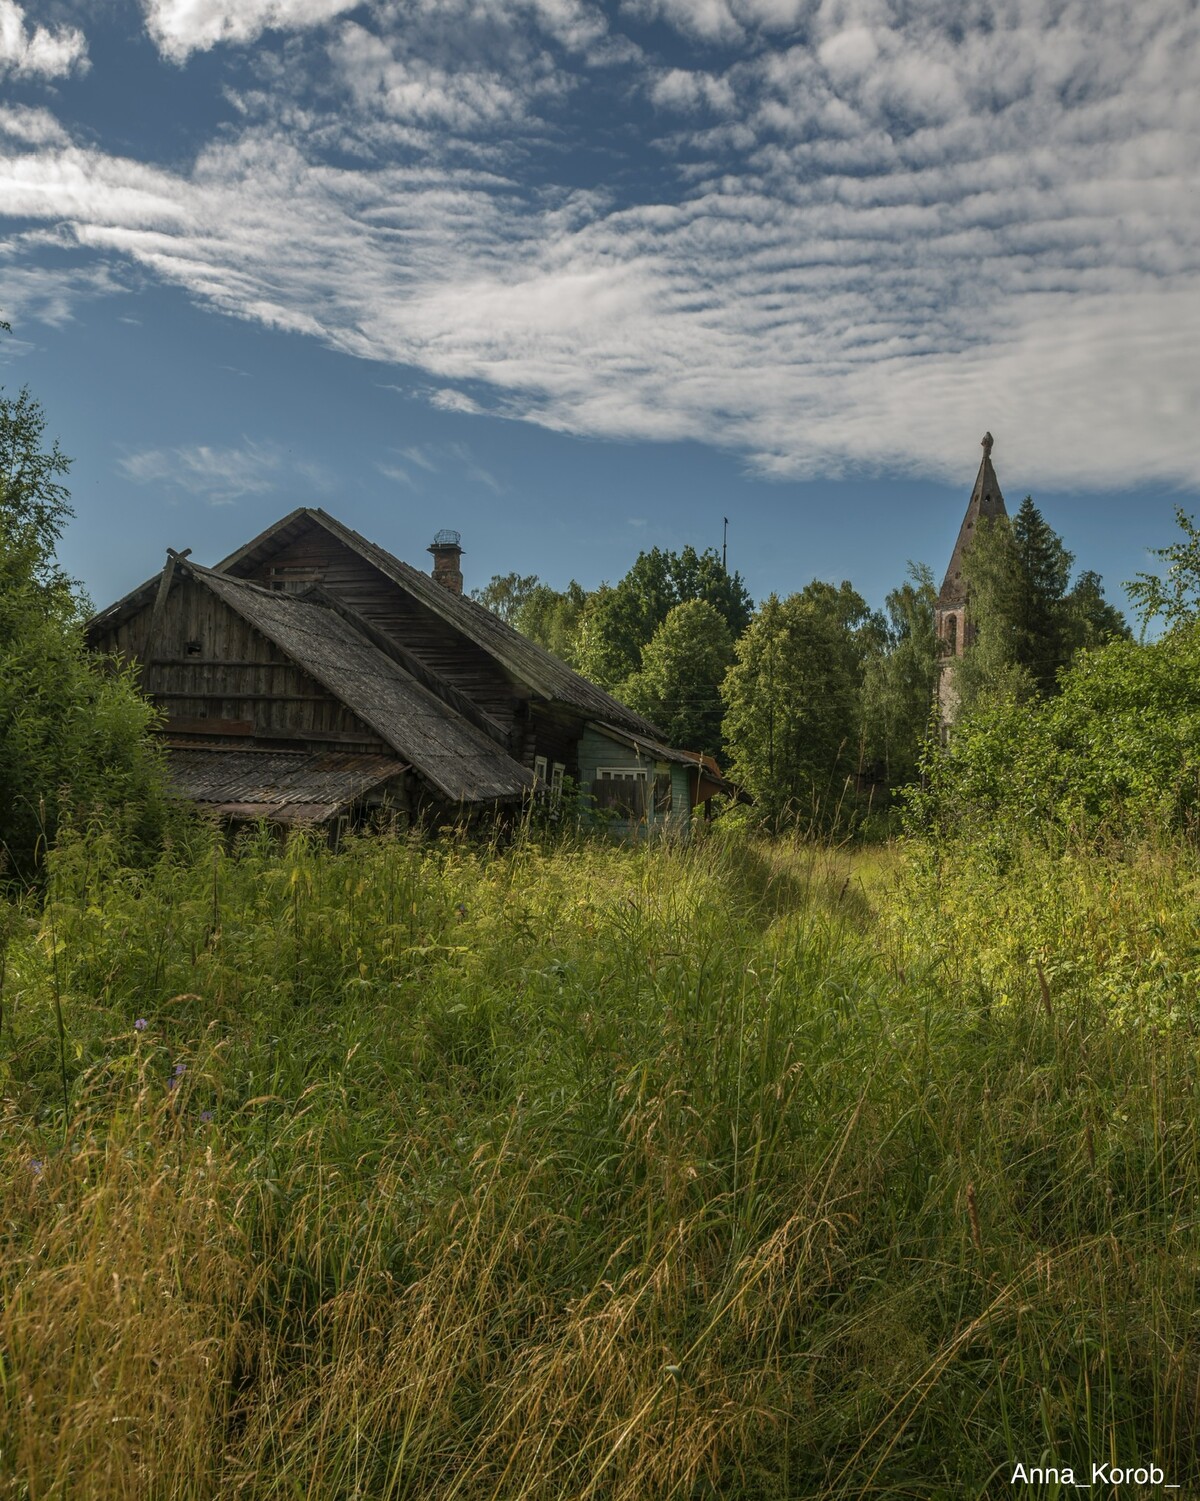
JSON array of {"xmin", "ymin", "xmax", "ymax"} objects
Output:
[{"xmin": 2, "ymin": 822, "xmax": 1200, "ymax": 1499}]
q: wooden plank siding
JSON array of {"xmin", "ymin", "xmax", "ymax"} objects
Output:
[{"xmin": 96, "ymin": 574, "xmax": 390, "ymax": 751}]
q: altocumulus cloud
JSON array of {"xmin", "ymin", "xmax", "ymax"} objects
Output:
[
  {"xmin": 141, "ymin": 0, "xmax": 362, "ymax": 63},
  {"xmin": 0, "ymin": 0, "xmax": 87, "ymax": 78},
  {"xmin": 1, "ymin": 0, "xmax": 1199, "ymax": 488}
]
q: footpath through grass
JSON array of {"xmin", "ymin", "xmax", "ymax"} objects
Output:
[{"xmin": 2, "ymin": 825, "xmax": 1199, "ymax": 1498}]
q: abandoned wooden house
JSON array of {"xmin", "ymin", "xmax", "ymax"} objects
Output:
[{"xmin": 86, "ymin": 508, "xmax": 727, "ymax": 836}]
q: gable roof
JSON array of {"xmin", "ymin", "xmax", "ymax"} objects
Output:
[
  {"xmin": 215, "ymin": 507, "xmax": 664, "ymax": 739},
  {"xmin": 939, "ymin": 433, "xmax": 1009, "ymax": 607},
  {"xmin": 127, "ymin": 559, "xmax": 533, "ymax": 805}
]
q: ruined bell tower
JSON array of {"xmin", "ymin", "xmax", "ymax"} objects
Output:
[{"xmin": 936, "ymin": 432, "xmax": 1008, "ymax": 727}]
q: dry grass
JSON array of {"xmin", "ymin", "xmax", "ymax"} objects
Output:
[{"xmin": 2, "ymin": 824, "xmax": 1199, "ymax": 1497}]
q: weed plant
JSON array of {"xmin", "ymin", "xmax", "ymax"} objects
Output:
[{"xmin": 2, "ymin": 822, "xmax": 1199, "ymax": 1497}]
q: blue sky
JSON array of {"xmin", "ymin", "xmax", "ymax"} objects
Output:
[{"xmin": 1, "ymin": 0, "xmax": 1197, "ymax": 620}]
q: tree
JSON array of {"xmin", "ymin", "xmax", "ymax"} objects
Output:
[
  {"xmin": 575, "ymin": 545, "xmax": 752, "ymax": 692},
  {"xmin": 1125, "ymin": 508, "xmax": 1200, "ymax": 635},
  {"xmin": 1064, "ymin": 569, "xmax": 1131, "ymax": 652},
  {"xmin": 623, "ymin": 599, "xmax": 733, "ymax": 755},
  {"xmin": 721, "ymin": 581, "xmax": 869, "ymax": 826},
  {"xmin": 0, "ymin": 334, "xmax": 170, "ymax": 883},
  {"xmin": 860, "ymin": 563, "xmax": 939, "ymax": 789},
  {"xmin": 471, "ymin": 572, "xmax": 542, "ymax": 624},
  {"xmin": 955, "ymin": 498, "xmax": 1126, "ymax": 711},
  {"xmin": 473, "ymin": 573, "xmax": 587, "ymax": 664},
  {"xmin": 514, "ymin": 579, "xmax": 587, "ymax": 665}
]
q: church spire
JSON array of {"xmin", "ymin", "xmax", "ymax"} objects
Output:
[
  {"xmin": 935, "ymin": 432, "xmax": 1008, "ymax": 728},
  {"xmin": 938, "ymin": 432, "xmax": 1007, "ymax": 608}
]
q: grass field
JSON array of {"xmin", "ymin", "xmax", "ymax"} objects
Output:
[{"xmin": 2, "ymin": 823, "xmax": 1199, "ymax": 1498}]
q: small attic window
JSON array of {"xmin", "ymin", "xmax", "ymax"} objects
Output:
[{"xmin": 185, "ymin": 640, "xmax": 202, "ymax": 656}]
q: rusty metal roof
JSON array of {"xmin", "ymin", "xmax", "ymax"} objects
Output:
[{"xmin": 166, "ymin": 749, "xmax": 405, "ymax": 824}]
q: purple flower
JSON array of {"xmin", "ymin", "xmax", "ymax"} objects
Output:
[
  {"xmin": 30, "ymin": 1159, "xmax": 43, "ymax": 1176},
  {"xmin": 200, "ymin": 1110, "xmax": 213, "ymax": 1124},
  {"xmin": 134, "ymin": 1018, "xmax": 147, "ymax": 1031},
  {"xmin": 173, "ymin": 1063, "xmax": 186, "ymax": 1077}
]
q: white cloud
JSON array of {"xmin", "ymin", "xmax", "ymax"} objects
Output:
[
  {"xmin": 118, "ymin": 439, "xmax": 294, "ymax": 502},
  {"xmin": 0, "ymin": 1, "xmax": 87, "ymax": 78},
  {"xmin": 142, "ymin": 0, "xmax": 360, "ymax": 62},
  {"xmin": 4, "ymin": 0, "xmax": 1200, "ymax": 493},
  {"xmin": 0, "ymin": 106, "xmax": 71, "ymax": 147},
  {"xmin": 650, "ymin": 68, "xmax": 736, "ymax": 114}
]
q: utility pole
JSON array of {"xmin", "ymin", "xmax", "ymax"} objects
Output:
[{"xmin": 722, "ymin": 516, "xmax": 728, "ymax": 572}]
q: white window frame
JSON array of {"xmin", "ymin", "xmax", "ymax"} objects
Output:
[
  {"xmin": 597, "ymin": 766, "xmax": 649, "ymax": 781},
  {"xmin": 533, "ymin": 755, "xmax": 548, "ymax": 784},
  {"xmin": 550, "ymin": 762, "xmax": 565, "ymax": 803}
]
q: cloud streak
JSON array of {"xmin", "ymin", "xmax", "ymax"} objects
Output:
[
  {"xmin": 116, "ymin": 438, "xmax": 333, "ymax": 503},
  {"xmin": 2, "ymin": 0, "xmax": 1199, "ymax": 491}
]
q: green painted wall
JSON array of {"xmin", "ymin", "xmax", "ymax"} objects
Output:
[{"xmin": 577, "ymin": 725, "xmax": 691, "ymax": 838}]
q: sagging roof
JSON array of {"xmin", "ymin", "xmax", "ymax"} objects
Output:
[
  {"xmin": 185, "ymin": 564, "xmax": 534, "ymax": 804},
  {"xmin": 939, "ymin": 432, "xmax": 1008, "ymax": 607},
  {"xmin": 216, "ymin": 508, "xmax": 664, "ymax": 740},
  {"xmin": 167, "ymin": 748, "xmax": 405, "ymax": 826}
]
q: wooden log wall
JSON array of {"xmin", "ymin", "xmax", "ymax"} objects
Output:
[{"xmin": 101, "ymin": 576, "xmax": 389, "ymax": 751}]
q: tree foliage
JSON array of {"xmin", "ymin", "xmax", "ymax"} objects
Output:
[
  {"xmin": 575, "ymin": 545, "xmax": 752, "ymax": 693},
  {"xmin": 721, "ymin": 581, "xmax": 869, "ymax": 825},
  {"xmin": 909, "ymin": 625, "xmax": 1200, "ymax": 843},
  {"xmin": 0, "ymin": 341, "xmax": 171, "ymax": 883},
  {"xmin": 1125, "ymin": 508, "xmax": 1200, "ymax": 636},
  {"xmin": 859, "ymin": 563, "xmax": 938, "ymax": 789},
  {"xmin": 472, "ymin": 572, "xmax": 587, "ymax": 665},
  {"xmin": 622, "ymin": 599, "xmax": 733, "ymax": 755}
]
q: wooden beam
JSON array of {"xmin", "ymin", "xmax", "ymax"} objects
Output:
[{"xmin": 147, "ymin": 548, "xmax": 192, "ymax": 644}]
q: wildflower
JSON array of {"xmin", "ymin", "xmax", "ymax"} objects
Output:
[
  {"xmin": 200, "ymin": 1111, "xmax": 213, "ymax": 1124},
  {"xmin": 30, "ymin": 1159, "xmax": 43, "ymax": 1176},
  {"xmin": 134, "ymin": 1018, "xmax": 147, "ymax": 1031},
  {"xmin": 174, "ymin": 1062, "xmax": 186, "ymax": 1076}
]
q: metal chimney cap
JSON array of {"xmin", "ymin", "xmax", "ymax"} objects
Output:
[{"xmin": 431, "ymin": 528, "xmax": 462, "ymax": 548}]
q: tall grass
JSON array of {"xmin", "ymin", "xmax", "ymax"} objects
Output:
[{"xmin": 2, "ymin": 823, "xmax": 1198, "ymax": 1497}]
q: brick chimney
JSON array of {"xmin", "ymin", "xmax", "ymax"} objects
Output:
[{"xmin": 428, "ymin": 529, "xmax": 464, "ymax": 595}]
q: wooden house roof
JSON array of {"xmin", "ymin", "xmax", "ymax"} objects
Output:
[
  {"xmin": 215, "ymin": 507, "xmax": 664, "ymax": 739},
  {"xmin": 193, "ymin": 565, "xmax": 534, "ymax": 804},
  {"xmin": 94, "ymin": 557, "xmax": 534, "ymax": 805},
  {"xmin": 166, "ymin": 748, "xmax": 406, "ymax": 825}
]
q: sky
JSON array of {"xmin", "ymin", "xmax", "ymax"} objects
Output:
[{"xmin": 0, "ymin": 0, "xmax": 1197, "ymax": 620}]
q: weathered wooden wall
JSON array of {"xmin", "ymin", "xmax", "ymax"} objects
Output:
[{"xmin": 97, "ymin": 575, "xmax": 389, "ymax": 751}]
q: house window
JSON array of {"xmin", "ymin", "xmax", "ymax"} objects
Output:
[
  {"xmin": 533, "ymin": 756, "xmax": 548, "ymax": 790},
  {"xmin": 594, "ymin": 767, "xmax": 649, "ymax": 819},
  {"xmin": 550, "ymin": 762, "xmax": 565, "ymax": 804},
  {"xmin": 947, "ymin": 614, "xmax": 958, "ymax": 656},
  {"xmin": 653, "ymin": 772, "xmax": 672, "ymax": 815}
]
